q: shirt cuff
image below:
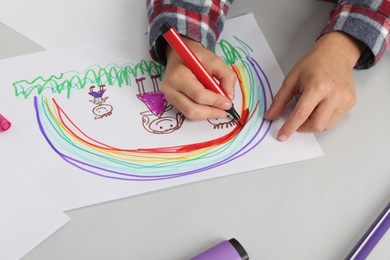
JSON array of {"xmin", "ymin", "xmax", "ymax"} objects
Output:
[
  {"xmin": 147, "ymin": 1, "xmax": 232, "ymax": 65},
  {"xmin": 321, "ymin": 4, "xmax": 390, "ymax": 69}
]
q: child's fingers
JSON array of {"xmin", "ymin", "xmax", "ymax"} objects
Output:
[
  {"xmin": 277, "ymin": 90, "xmax": 323, "ymax": 141},
  {"xmin": 264, "ymin": 76, "xmax": 298, "ymax": 120},
  {"xmin": 209, "ymin": 58, "xmax": 237, "ymax": 100},
  {"xmin": 164, "ymin": 85, "xmax": 228, "ymax": 120},
  {"xmin": 176, "ymin": 75, "xmax": 232, "ymax": 110},
  {"xmin": 297, "ymin": 99, "xmax": 336, "ymax": 132}
]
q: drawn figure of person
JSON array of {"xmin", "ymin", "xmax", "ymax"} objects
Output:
[
  {"xmin": 207, "ymin": 115, "xmax": 237, "ymax": 129},
  {"xmin": 88, "ymin": 84, "xmax": 113, "ymax": 119},
  {"xmin": 140, "ymin": 105, "xmax": 185, "ymax": 134},
  {"xmin": 136, "ymin": 75, "xmax": 184, "ymax": 134},
  {"xmin": 88, "ymin": 85, "xmax": 108, "ymax": 105},
  {"xmin": 136, "ymin": 75, "xmax": 167, "ymax": 116}
]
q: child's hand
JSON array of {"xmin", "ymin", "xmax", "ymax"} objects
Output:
[
  {"xmin": 162, "ymin": 36, "xmax": 237, "ymax": 120},
  {"xmin": 265, "ymin": 32, "xmax": 364, "ymax": 141}
]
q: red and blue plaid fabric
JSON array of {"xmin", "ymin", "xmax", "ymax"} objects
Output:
[
  {"xmin": 147, "ymin": 0, "xmax": 389, "ymax": 69},
  {"xmin": 147, "ymin": 0, "xmax": 233, "ymax": 64},
  {"xmin": 322, "ymin": 0, "xmax": 390, "ymax": 69}
]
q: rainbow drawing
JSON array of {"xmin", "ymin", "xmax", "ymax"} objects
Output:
[{"xmin": 13, "ymin": 36, "xmax": 274, "ymax": 181}]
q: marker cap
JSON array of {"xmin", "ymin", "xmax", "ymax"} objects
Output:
[
  {"xmin": 191, "ymin": 238, "xmax": 249, "ymax": 260},
  {"xmin": 0, "ymin": 114, "xmax": 12, "ymax": 132}
]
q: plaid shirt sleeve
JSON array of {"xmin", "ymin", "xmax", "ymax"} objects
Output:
[
  {"xmin": 146, "ymin": 0, "xmax": 234, "ymax": 65},
  {"xmin": 321, "ymin": 0, "xmax": 390, "ymax": 69}
]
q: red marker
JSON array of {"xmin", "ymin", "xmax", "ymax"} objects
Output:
[{"xmin": 160, "ymin": 23, "xmax": 240, "ymax": 122}]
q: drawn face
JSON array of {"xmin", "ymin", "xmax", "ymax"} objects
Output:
[
  {"xmin": 141, "ymin": 112, "xmax": 184, "ymax": 134},
  {"xmin": 207, "ymin": 115, "xmax": 237, "ymax": 129},
  {"xmin": 92, "ymin": 104, "xmax": 113, "ymax": 119}
]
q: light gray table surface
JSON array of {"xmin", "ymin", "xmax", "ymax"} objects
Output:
[{"xmin": 1, "ymin": 1, "xmax": 389, "ymax": 259}]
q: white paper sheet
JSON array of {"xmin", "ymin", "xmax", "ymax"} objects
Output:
[
  {"xmin": 0, "ymin": 0, "xmax": 147, "ymax": 49},
  {"xmin": 0, "ymin": 14, "xmax": 323, "ymax": 211},
  {"xmin": 0, "ymin": 166, "xmax": 69, "ymax": 260}
]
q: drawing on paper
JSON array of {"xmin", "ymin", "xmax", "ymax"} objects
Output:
[
  {"xmin": 207, "ymin": 116, "xmax": 238, "ymax": 129},
  {"xmin": 88, "ymin": 84, "xmax": 113, "ymax": 120},
  {"xmin": 136, "ymin": 75, "xmax": 185, "ymax": 134},
  {"xmin": 11, "ymin": 36, "xmax": 274, "ymax": 181}
]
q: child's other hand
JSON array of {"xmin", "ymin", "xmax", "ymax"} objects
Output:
[
  {"xmin": 265, "ymin": 32, "xmax": 364, "ymax": 141},
  {"xmin": 162, "ymin": 37, "xmax": 237, "ymax": 120}
]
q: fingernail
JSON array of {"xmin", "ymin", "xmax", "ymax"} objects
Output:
[
  {"xmin": 278, "ymin": 134, "xmax": 288, "ymax": 142},
  {"xmin": 223, "ymin": 102, "xmax": 232, "ymax": 110}
]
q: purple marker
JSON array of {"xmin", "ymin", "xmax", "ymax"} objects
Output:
[
  {"xmin": 346, "ymin": 201, "xmax": 390, "ymax": 259},
  {"xmin": 0, "ymin": 114, "xmax": 11, "ymax": 132},
  {"xmin": 191, "ymin": 238, "xmax": 249, "ymax": 260}
]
